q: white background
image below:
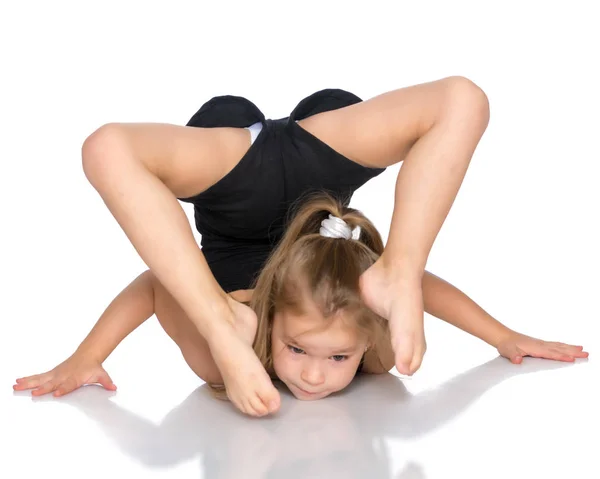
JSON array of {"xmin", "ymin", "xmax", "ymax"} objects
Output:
[{"xmin": 1, "ymin": 1, "xmax": 598, "ymax": 478}]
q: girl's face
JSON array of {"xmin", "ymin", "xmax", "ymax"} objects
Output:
[{"xmin": 270, "ymin": 302, "xmax": 367, "ymax": 401}]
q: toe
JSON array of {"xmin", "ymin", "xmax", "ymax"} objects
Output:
[
  {"xmin": 259, "ymin": 388, "xmax": 280, "ymax": 413},
  {"xmin": 249, "ymin": 395, "xmax": 269, "ymax": 416}
]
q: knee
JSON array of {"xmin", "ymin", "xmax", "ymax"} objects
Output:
[
  {"xmin": 81, "ymin": 123, "xmax": 128, "ymax": 183},
  {"xmin": 443, "ymin": 76, "xmax": 490, "ymax": 127}
]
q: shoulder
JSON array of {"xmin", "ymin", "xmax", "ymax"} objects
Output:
[{"xmin": 360, "ymin": 347, "xmax": 394, "ymax": 374}]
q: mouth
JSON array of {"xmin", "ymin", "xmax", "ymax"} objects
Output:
[{"xmin": 293, "ymin": 384, "xmax": 320, "ymax": 396}]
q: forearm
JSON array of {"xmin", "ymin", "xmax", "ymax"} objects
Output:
[
  {"xmin": 75, "ymin": 271, "xmax": 155, "ymax": 363},
  {"xmin": 422, "ymin": 271, "xmax": 514, "ymax": 348}
]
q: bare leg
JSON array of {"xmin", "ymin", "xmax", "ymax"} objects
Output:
[
  {"xmin": 299, "ymin": 77, "xmax": 490, "ymax": 375},
  {"xmin": 384, "ymin": 84, "xmax": 490, "ymax": 272},
  {"xmin": 81, "ymin": 123, "xmax": 280, "ymax": 416},
  {"xmin": 374, "ymin": 81, "xmax": 490, "ymax": 375}
]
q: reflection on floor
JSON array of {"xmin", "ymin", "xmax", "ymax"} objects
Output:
[{"xmin": 7, "ymin": 351, "xmax": 596, "ymax": 478}]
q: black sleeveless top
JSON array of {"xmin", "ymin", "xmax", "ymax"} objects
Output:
[{"xmin": 177, "ymin": 89, "xmax": 386, "ymax": 293}]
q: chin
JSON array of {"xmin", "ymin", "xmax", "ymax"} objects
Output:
[
  {"xmin": 295, "ymin": 394, "xmax": 325, "ymax": 401},
  {"xmin": 286, "ymin": 382, "xmax": 332, "ymax": 401},
  {"xmin": 293, "ymin": 390, "xmax": 329, "ymax": 401}
]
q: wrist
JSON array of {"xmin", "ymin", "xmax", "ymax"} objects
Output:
[
  {"xmin": 74, "ymin": 342, "xmax": 108, "ymax": 364},
  {"xmin": 489, "ymin": 325, "xmax": 516, "ymax": 349}
]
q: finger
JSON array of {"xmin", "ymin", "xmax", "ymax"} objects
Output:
[
  {"xmin": 559, "ymin": 344, "xmax": 588, "ymax": 355},
  {"xmin": 526, "ymin": 348, "xmax": 553, "ymax": 360},
  {"xmin": 555, "ymin": 345, "xmax": 589, "ymax": 357},
  {"xmin": 553, "ymin": 348, "xmax": 589, "ymax": 360},
  {"xmin": 553, "ymin": 342, "xmax": 584, "ymax": 349},
  {"xmin": 96, "ymin": 372, "xmax": 117, "ymax": 391},
  {"xmin": 548, "ymin": 349, "xmax": 575, "ymax": 362},
  {"xmin": 509, "ymin": 346, "xmax": 525, "ymax": 363},
  {"xmin": 13, "ymin": 380, "xmax": 35, "ymax": 391},
  {"xmin": 554, "ymin": 343, "xmax": 583, "ymax": 351},
  {"xmin": 15, "ymin": 376, "xmax": 50, "ymax": 391},
  {"xmin": 32, "ymin": 380, "xmax": 58, "ymax": 396},
  {"xmin": 13, "ymin": 374, "xmax": 48, "ymax": 390},
  {"xmin": 54, "ymin": 377, "xmax": 79, "ymax": 397},
  {"xmin": 15, "ymin": 374, "xmax": 42, "ymax": 383}
]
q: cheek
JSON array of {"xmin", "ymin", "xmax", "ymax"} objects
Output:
[
  {"xmin": 271, "ymin": 344, "xmax": 296, "ymax": 378},
  {"xmin": 329, "ymin": 363, "xmax": 359, "ymax": 388},
  {"xmin": 326, "ymin": 355, "xmax": 363, "ymax": 390}
]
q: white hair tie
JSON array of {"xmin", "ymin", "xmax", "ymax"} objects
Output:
[{"xmin": 319, "ymin": 214, "xmax": 361, "ymax": 240}]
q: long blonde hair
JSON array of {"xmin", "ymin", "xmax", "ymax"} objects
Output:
[{"xmin": 209, "ymin": 190, "xmax": 389, "ymax": 399}]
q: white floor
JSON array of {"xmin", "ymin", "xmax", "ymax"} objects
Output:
[
  {"xmin": 2, "ymin": 3, "xmax": 599, "ymax": 478},
  {"xmin": 4, "ymin": 315, "xmax": 597, "ymax": 479}
]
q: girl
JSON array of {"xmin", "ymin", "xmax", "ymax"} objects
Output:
[{"xmin": 13, "ymin": 77, "xmax": 588, "ymax": 417}]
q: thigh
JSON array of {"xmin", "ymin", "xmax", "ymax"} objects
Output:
[
  {"xmin": 83, "ymin": 122, "xmax": 251, "ymax": 199},
  {"xmin": 297, "ymin": 76, "xmax": 487, "ymax": 169},
  {"xmin": 151, "ymin": 272, "xmax": 224, "ymax": 384}
]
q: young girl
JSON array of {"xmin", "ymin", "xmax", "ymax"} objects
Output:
[{"xmin": 13, "ymin": 77, "xmax": 588, "ymax": 417}]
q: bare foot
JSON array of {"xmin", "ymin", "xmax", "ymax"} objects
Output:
[
  {"xmin": 208, "ymin": 298, "xmax": 281, "ymax": 417},
  {"xmin": 359, "ymin": 260, "xmax": 426, "ymax": 375},
  {"xmin": 387, "ymin": 284, "xmax": 426, "ymax": 375}
]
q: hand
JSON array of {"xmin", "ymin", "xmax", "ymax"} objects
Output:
[
  {"xmin": 497, "ymin": 332, "xmax": 589, "ymax": 364},
  {"xmin": 359, "ymin": 259, "xmax": 426, "ymax": 376},
  {"xmin": 13, "ymin": 353, "xmax": 116, "ymax": 397}
]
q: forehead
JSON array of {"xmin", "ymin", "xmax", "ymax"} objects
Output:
[{"xmin": 274, "ymin": 307, "xmax": 360, "ymax": 343}]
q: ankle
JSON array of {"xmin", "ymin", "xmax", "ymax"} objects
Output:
[{"xmin": 374, "ymin": 255, "xmax": 424, "ymax": 285}]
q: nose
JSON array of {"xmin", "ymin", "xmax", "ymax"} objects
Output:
[{"xmin": 300, "ymin": 362, "xmax": 325, "ymax": 387}]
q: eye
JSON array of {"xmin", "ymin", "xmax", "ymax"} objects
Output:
[
  {"xmin": 288, "ymin": 345, "xmax": 305, "ymax": 354},
  {"xmin": 331, "ymin": 355, "xmax": 347, "ymax": 362}
]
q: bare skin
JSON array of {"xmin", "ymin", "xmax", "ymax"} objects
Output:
[
  {"xmin": 81, "ymin": 125, "xmax": 280, "ymax": 416},
  {"xmin": 18, "ymin": 76, "xmax": 487, "ymax": 416},
  {"xmin": 295, "ymin": 76, "xmax": 490, "ymax": 376},
  {"xmin": 13, "ymin": 272, "xmax": 588, "ymax": 404}
]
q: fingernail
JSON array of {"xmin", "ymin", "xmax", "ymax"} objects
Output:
[{"xmin": 269, "ymin": 401, "xmax": 278, "ymax": 411}]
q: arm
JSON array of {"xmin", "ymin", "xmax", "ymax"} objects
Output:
[
  {"xmin": 362, "ymin": 270, "xmax": 512, "ymax": 373},
  {"xmin": 421, "ymin": 270, "xmax": 513, "ymax": 348},
  {"xmin": 75, "ymin": 270, "xmax": 155, "ymax": 362},
  {"xmin": 13, "ymin": 270, "xmax": 155, "ymax": 396},
  {"xmin": 364, "ymin": 270, "xmax": 587, "ymax": 373},
  {"xmin": 422, "ymin": 271, "xmax": 588, "ymax": 363}
]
